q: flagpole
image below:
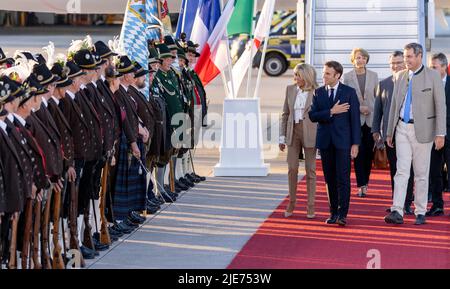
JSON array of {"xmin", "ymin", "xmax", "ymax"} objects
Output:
[
  {"xmin": 181, "ymin": 0, "xmax": 188, "ymax": 33},
  {"xmin": 245, "ymin": 0, "xmax": 257, "ymax": 98},
  {"xmin": 219, "ymin": 0, "xmax": 231, "ymax": 99},
  {"xmin": 253, "ymin": 0, "xmax": 274, "ymax": 99},
  {"xmin": 222, "ymin": 0, "xmax": 236, "ymax": 99}
]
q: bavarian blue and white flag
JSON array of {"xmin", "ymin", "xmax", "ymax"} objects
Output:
[{"xmin": 120, "ymin": 0, "xmax": 161, "ymax": 98}]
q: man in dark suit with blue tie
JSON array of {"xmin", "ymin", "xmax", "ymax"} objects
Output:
[{"xmin": 309, "ymin": 61, "xmax": 361, "ymax": 226}]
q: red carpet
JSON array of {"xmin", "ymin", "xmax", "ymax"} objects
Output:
[{"xmin": 228, "ymin": 162, "xmax": 450, "ymax": 269}]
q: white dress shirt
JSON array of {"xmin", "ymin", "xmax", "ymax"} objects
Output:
[
  {"xmin": 294, "ymin": 87, "xmax": 308, "ymax": 123},
  {"xmin": 0, "ymin": 120, "xmax": 7, "ymax": 135},
  {"xmin": 13, "ymin": 113, "xmax": 26, "ymax": 126},
  {"xmin": 41, "ymin": 97, "xmax": 48, "ymax": 107},
  {"xmin": 51, "ymin": 96, "xmax": 60, "ymax": 106}
]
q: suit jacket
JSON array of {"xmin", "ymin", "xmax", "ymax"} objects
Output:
[
  {"xmin": 129, "ymin": 85, "xmax": 156, "ymax": 140},
  {"xmin": 77, "ymin": 88, "xmax": 103, "ymax": 161},
  {"xmin": 5, "ymin": 118, "xmax": 33, "ymax": 199},
  {"xmin": 148, "ymin": 86, "xmax": 168, "ymax": 156},
  {"xmin": 371, "ymin": 75, "xmax": 394, "ymax": 141},
  {"xmin": 444, "ymin": 75, "xmax": 450, "ymax": 139},
  {"xmin": 96, "ymin": 78, "xmax": 121, "ymax": 143},
  {"xmin": 13, "ymin": 117, "xmax": 50, "ymax": 191},
  {"xmin": 48, "ymin": 98, "xmax": 74, "ymax": 168},
  {"xmin": 26, "ymin": 112, "xmax": 63, "ymax": 180},
  {"xmin": 0, "ymin": 160, "xmax": 6, "ymax": 213},
  {"xmin": 0, "ymin": 125, "xmax": 25, "ymax": 212},
  {"xmin": 280, "ymin": 84, "xmax": 317, "ymax": 148},
  {"xmin": 343, "ymin": 68, "xmax": 378, "ymax": 127},
  {"xmin": 309, "ymin": 83, "xmax": 361, "ymax": 150},
  {"xmin": 60, "ymin": 93, "xmax": 89, "ymax": 160},
  {"xmin": 387, "ymin": 66, "xmax": 446, "ymax": 143},
  {"xmin": 86, "ymin": 82, "xmax": 115, "ymax": 154},
  {"xmin": 115, "ymin": 86, "xmax": 139, "ymax": 144}
]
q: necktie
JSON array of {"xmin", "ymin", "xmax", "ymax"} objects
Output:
[
  {"xmin": 403, "ymin": 77, "xmax": 413, "ymax": 122},
  {"xmin": 329, "ymin": 88, "xmax": 335, "ymax": 103}
]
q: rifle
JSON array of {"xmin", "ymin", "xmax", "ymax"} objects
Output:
[
  {"xmin": 32, "ymin": 199, "xmax": 42, "ymax": 269},
  {"xmin": 8, "ymin": 213, "xmax": 19, "ymax": 269},
  {"xmin": 41, "ymin": 188, "xmax": 53, "ymax": 269},
  {"xmin": 169, "ymin": 158, "xmax": 175, "ymax": 193},
  {"xmin": 99, "ymin": 163, "xmax": 111, "ymax": 245},
  {"xmin": 68, "ymin": 180, "xmax": 84, "ymax": 268},
  {"xmin": 51, "ymin": 186, "xmax": 64, "ymax": 269},
  {"xmin": 21, "ymin": 198, "xmax": 34, "ymax": 269}
]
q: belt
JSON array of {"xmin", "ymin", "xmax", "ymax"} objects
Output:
[{"xmin": 399, "ymin": 117, "xmax": 414, "ymax": 124}]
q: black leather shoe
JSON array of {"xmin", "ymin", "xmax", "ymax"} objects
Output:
[
  {"xmin": 129, "ymin": 212, "xmax": 145, "ymax": 224},
  {"xmin": 81, "ymin": 244, "xmax": 99, "ymax": 256},
  {"xmin": 109, "ymin": 226, "xmax": 124, "ymax": 237},
  {"xmin": 425, "ymin": 207, "xmax": 444, "ymax": 217},
  {"xmin": 404, "ymin": 206, "xmax": 414, "ymax": 215},
  {"xmin": 161, "ymin": 191, "xmax": 177, "ymax": 203},
  {"xmin": 174, "ymin": 182, "xmax": 188, "ymax": 191},
  {"xmin": 145, "ymin": 204, "xmax": 159, "ymax": 214},
  {"xmin": 124, "ymin": 218, "xmax": 139, "ymax": 228},
  {"xmin": 163, "ymin": 185, "xmax": 180, "ymax": 195},
  {"xmin": 325, "ymin": 215, "xmax": 338, "ymax": 224},
  {"xmin": 113, "ymin": 222, "xmax": 134, "ymax": 234},
  {"xmin": 192, "ymin": 173, "xmax": 206, "ymax": 182},
  {"xmin": 185, "ymin": 174, "xmax": 201, "ymax": 183},
  {"xmin": 415, "ymin": 214, "xmax": 426, "ymax": 225},
  {"xmin": 385, "ymin": 208, "xmax": 391, "ymax": 213},
  {"xmin": 384, "ymin": 210, "xmax": 404, "ymax": 224},
  {"xmin": 337, "ymin": 217, "xmax": 347, "ymax": 226},
  {"xmin": 179, "ymin": 177, "xmax": 194, "ymax": 188},
  {"xmin": 80, "ymin": 246, "xmax": 95, "ymax": 259},
  {"xmin": 93, "ymin": 236, "xmax": 109, "ymax": 251}
]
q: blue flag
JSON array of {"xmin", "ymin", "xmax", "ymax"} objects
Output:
[
  {"xmin": 120, "ymin": 0, "xmax": 161, "ymax": 98},
  {"xmin": 175, "ymin": 0, "xmax": 200, "ymax": 39}
]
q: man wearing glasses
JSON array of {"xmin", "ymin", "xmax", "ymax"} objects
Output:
[{"xmin": 372, "ymin": 51, "xmax": 414, "ymax": 214}]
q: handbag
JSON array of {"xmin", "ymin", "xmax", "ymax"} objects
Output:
[{"xmin": 373, "ymin": 140, "xmax": 388, "ymax": 169}]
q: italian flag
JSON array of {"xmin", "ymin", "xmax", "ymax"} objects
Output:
[
  {"xmin": 194, "ymin": 0, "xmax": 236, "ymax": 86},
  {"xmin": 231, "ymin": 0, "xmax": 276, "ymax": 97}
]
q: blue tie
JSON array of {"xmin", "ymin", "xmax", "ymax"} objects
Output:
[{"xmin": 403, "ymin": 77, "xmax": 413, "ymax": 122}]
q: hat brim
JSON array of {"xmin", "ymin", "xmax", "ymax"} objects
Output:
[
  {"xmin": 56, "ymin": 77, "xmax": 73, "ymax": 88},
  {"xmin": 41, "ymin": 74, "xmax": 61, "ymax": 86},
  {"xmin": 135, "ymin": 69, "xmax": 149, "ymax": 78}
]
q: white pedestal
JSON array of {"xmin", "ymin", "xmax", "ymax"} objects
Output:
[{"xmin": 213, "ymin": 98, "xmax": 270, "ymax": 177}]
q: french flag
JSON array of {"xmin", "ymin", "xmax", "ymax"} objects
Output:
[
  {"xmin": 195, "ymin": 0, "xmax": 236, "ymax": 86},
  {"xmin": 190, "ymin": 0, "xmax": 222, "ymax": 52}
]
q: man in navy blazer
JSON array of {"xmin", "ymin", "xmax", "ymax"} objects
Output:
[{"xmin": 309, "ymin": 61, "xmax": 361, "ymax": 226}]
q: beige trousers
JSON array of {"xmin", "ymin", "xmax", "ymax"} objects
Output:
[
  {"xmin": 392, "ymin": 121, "xmax": 433, "ymax": 217},
  {"xmin": 287, "ymin": 122, "xmax": 317, "ymax": 215}
]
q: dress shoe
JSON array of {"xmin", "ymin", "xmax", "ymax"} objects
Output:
[
  {"xmin": 325, "ymin": 215, "xmax": 338, "ymax": 224},
  {"xmin": 146, "ymin": 199, "xmax": 161, "ymax": 209},
  {"xmin": 124, "ymin": 218, "xmax": 139, "ymax": 228},
  {"xmin": 185, "ymin": 173, "xmax": 201, "ymax": 183},
  {"xmin": 425, "ymin": 207, "xmax": 444, "ymax": 217},
  {"xmin": 357, "ymin": 186, "xmax": 367, "ymax": 198},
  {"xmin": 414, "ymin": 214, "xmax": 426, "ymax": 225},
  {"xmin": 145, "ymin": 204, "xmax": 159, "ymax": 214},
  {"xmin": 161, "ymin": 191, "xmax": 177, "ymax": 203},
  {"xmin": 129, "ymin": 211, "xmax": 145, "ymax": 224},
  {"xmin": 163, "ymin": 185, "xmax": 179, "ymax": 195},
  {"xmin": 385, "ymin": 208, "xmax": 391, "ymax": 213},
  {"xmin": 113, "ymin": 222, "xmax": 134, "ymax": 234},
  {"xmin": 80, "ymin": 246, "xmax": 95, "ymax": 259},
  {"xmin": 404, "ymin": 206, "xmax": 414, "ymax": 215},
  {"xmin": 93, "ymin": 236, "xmax": 109, "ymax": 251},
  {"xmin": 337, "ymin": 217, "xmax": 347, "ymax": 226},
  {"xmin": 306, "ymin": 214, "xmax": 315, "ymax": 219},
  {"xmin": 173, "ymin": 182, "xmax": 188, "ymax": 191},
  {"xmin": 109, "ymin": 226, "xmax": 124, "ymax": 237},
  {"xmin": 179, "ymin": 177, "xmax": 195, "ymax": 188},
  {"xmin": 284, "ymin": 211, "xmax": 293, "ymax": 218},
  {"xmin": 384, "ymin": 210, "xmax": 404, "ymax": 224},
  {"xmin": 192, "ymin": 173, "xmax": 206, "ymax": 182}
]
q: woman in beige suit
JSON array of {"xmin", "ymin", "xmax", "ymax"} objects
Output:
[
  {"xmin": 343, "ymin": 48, "xmax": 378, "ymax": 198},
  {"xmin": 280, "ymin": 64, "xmax": 318, "ymax": 218}
]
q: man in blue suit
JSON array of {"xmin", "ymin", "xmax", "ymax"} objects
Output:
[{"xmin": 309, "ymin": 61, "xmax": 361, "ymax": 226}]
